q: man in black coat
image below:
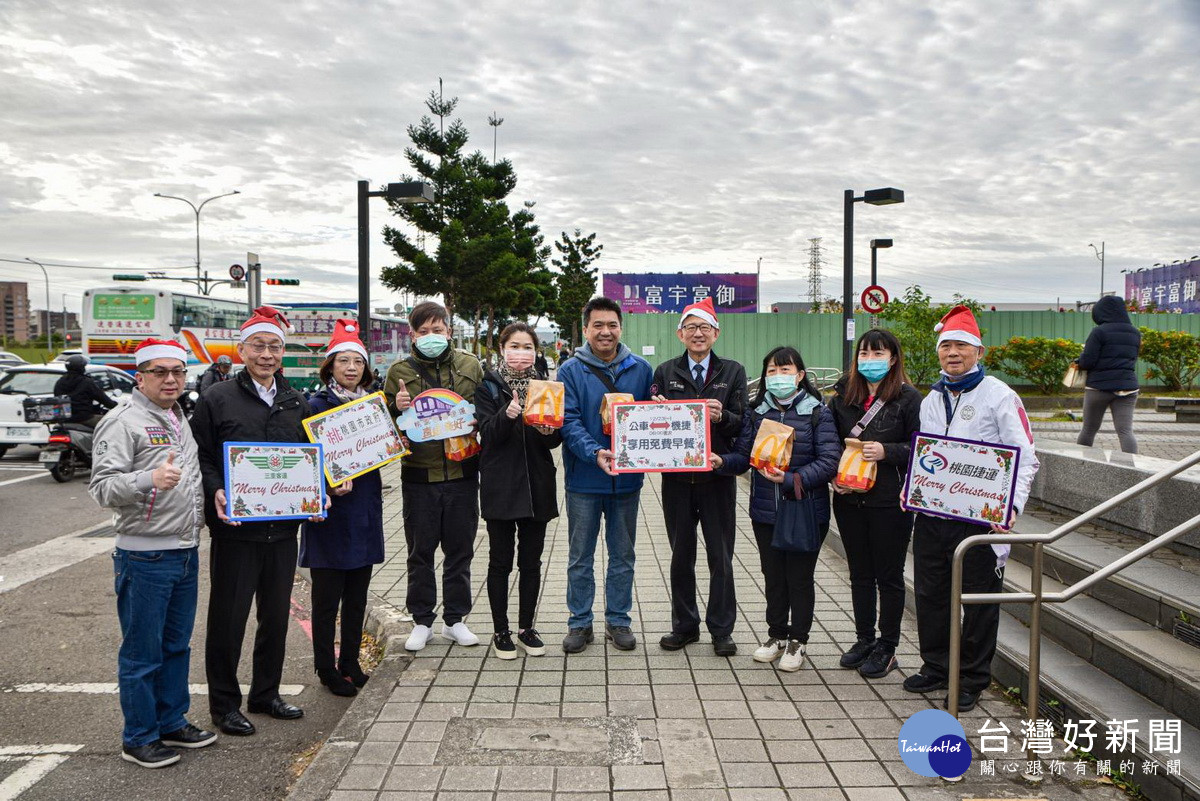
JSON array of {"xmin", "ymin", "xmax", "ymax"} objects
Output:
[
  {"xmin": 190, "ymin": 307, "xmax": 315, "ymax": 737},
  {"xmin": 651, "ymin": 298, "xmax": 747, "ymax": 656}
]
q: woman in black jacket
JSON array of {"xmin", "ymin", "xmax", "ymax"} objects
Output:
[
  {"xmin": 829, "ymin": 329, "xmax": 921, "ymax": 679},
  {"xmin": 1075, "ymin": 295, "xmax": 1141, "ymax": 454},
  {"xmin": 475, "ymin": 323, "xmax": 563, "ymax": 660}
]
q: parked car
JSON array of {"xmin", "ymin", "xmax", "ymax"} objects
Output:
[
  {"xmin": 0, "ymin": 363, "xmax": 135, "ymax": 458},
  {"xmin": 0, "ymin": 351, "xmax": 28, "ymax": 364},
  {"xmin": 51, "ymin": 349, "xmax": 84, "ymax": 363}
]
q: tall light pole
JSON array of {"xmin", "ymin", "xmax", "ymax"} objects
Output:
[
  {"xmin": 154, "ymin": 190, "xmax": 240, "ymax": 288},
  {"xmin": 24, "ymin": 257, "xmax": 51, "ymax": 355},
  {"xmin": 1089, "ymin": 241, "xmax": 1105, "ymax": 296},
  {"xmin": 843, "ymin": 188, "xmax": 904, "ymax": 370},
  {"xmin": 488, "ymin": 111, "xmax": 504, "ymax": 164}
]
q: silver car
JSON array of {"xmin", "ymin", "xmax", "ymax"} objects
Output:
[{"xmin": 0, "ymin": 364, "xmax": 135, "ymax": 458}]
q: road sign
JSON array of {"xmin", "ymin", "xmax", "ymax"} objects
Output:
[
  {"xmin": 230, "ymin": 280, "xmax": 246, "ymax": 289},
  {"xmin": 861, "ymin": 285, "xmax": 889, "ymax": 314},
  {"xmin": 229, "ymin": 263, "xmax": 246, "ymax": 280}
]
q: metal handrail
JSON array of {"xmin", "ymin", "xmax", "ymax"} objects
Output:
[{"xmin": 947, "ymin": 448, "xmax": 1200, "ymax": 781}]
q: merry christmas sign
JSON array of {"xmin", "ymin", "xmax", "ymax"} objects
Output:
[
  {"xmin": 303, "ymin": 392, "xmax": 409, "ymax": 486},
  {"xmin": 611, "ymin": 401, "xmax": 711, "ymax": 473},
  {"xmin": 224, "ymin": 442, "xmax": 326, "ymax": 522},
  {"xmin": 901, "ymin": 433, "xmax": 1021, "ymax": 526}
]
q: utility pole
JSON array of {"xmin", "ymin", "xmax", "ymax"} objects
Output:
[
  {"xmin": 1090, "ymin": 241, "xmax": 1106, "ymax": 296},
  {"xmin": 488, "ymin": 111, "xmax": 504, "ymax": 164},
  {"xmin": 807, "ymin": 238, "xmax": 824, "ymax": 308}
]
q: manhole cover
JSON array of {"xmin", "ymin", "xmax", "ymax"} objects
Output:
[{"xmin": 436, "ymin": 716, "xmax": 642, "ymax": 766}]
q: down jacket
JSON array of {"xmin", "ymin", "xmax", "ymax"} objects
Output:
[
  {"xmin": 828, "ymin": 378, "xmax": 923, "ymax": 509},
  {"xmin": 1076, "ymin": 295, "xmax": 1140, "ymax": 392}
]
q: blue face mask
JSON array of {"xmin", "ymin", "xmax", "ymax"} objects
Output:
[
  {"xmin": 415, "ymin": 333, "xmax": 449, "ymax": 358},
  {"xmin": 765, "ymin": 374, "xmax": 799, "ymax": 399},
  {"xmin": 857, "ymin": 358, "xmax": 891, "ymax": 383}
]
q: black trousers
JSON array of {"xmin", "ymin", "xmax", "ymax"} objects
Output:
[
  {"xmin": 206, "ymin": 536, "xmax": 298, "ymax": 715},
  {"xmin": 662, "ymin": 476, "xmax": 738, "ymax": 637},
  {"xmin": 486, "ymin": 518, "xmax": 547, "ymax": 633},
  {"xmin": 402, "ymin": 478, "xmax": 478, "ymax": 628},
  {"xmin": 912, "ymin": 514, "xmax": 1005, "ymax": 694},
  {"xmin": 309, "ymin": 565, "xmax": 372, "ymax": 674},
  {"xmin": 832, "ymin": 502, "xmax": 914, "ymax": 648},
  {"xmin": 751, "ymin": 521, "xmax": 824, "ymax": 643}
]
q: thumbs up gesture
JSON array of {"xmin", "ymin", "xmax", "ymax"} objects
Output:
[
  {"xmin": 152, "ymin": 450, "xmax": 182, "ymax": 491},
  {"xmin": 395, "ymin": 383, "xmax": 412, "ymax": 413},
  {"xmin": 506, "ymin": 390, "xmax": 522, "ymax": 420}
]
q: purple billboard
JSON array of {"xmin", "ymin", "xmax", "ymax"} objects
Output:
[
  {"xmin": 602, "ymin": 272, "xmax": 758, "ymax": 314},
  {"xmin": 1125, "ymin": 260, "xmax": 1200, "ymax": 313}
]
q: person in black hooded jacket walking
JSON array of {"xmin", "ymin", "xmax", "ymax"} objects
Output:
[{"xmin": 1075, "ymin": 295, "xmax": 1141, "ymax": 454}]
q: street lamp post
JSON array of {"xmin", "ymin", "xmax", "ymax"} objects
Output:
[
  {"xmin": 756, "ymin": 256, "xmax": 764, "ymax": 312},
  {"xmin": 842, "ymin": 188, "xmax": 904, "ymax": 371},
  {"xmin": 154, "ymin": 190, "xmax": 240, "ymax": 291},
  {"xmin": 1089, "ymin": 241, "xmax": 1105, "ymax": 296},
  {"xmin": 24, "ymin": 258, "xmax": 52, "ymax": 355},
  {"xmin": 869, "ymin": 239, "xmax": 893, "ymax": 329},
  {"xmin": 357, "ymin": 180, "xmax": 435, "ymax": 357}
]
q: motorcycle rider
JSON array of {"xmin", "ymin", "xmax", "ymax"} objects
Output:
[
  {"xmin": 53, "ymin": 354, "xmax": 117, "ymax": 428},
  {"xmin": 197, "ymin": 355, "xmax": 233, "ymax": 394}
]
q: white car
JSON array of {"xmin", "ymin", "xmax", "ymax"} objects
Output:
[
  {"xmin": 0, "ymin": 364, "xmax": 135, "ymax": 457},
  {"xmin": 0, "ymin": 351, "xmax": 27, "ymax": 363}
]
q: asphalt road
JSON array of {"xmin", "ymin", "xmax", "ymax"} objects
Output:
[{"xmin": 0, "ymin": 448, "xmax": 357, "ymax": 800}]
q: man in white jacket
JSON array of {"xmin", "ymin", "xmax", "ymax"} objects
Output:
[
  {"xmin": 902, "ymin": 306, "xmax": 1040, "ymax": 712},
  {"xmin": 90, "ymin": 339, "xmax": 215, "ymax": 768}
]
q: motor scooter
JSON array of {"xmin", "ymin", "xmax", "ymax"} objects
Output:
[{"xmin": 40, "ymin": 422, "xmax": 94, "ymax": 482}]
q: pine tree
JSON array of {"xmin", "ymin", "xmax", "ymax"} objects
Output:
[{"xmin": 548, "ymin": 229, "xmax": 603, "ymax": 347}]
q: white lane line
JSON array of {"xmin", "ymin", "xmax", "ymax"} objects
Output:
[
  {"xmin": 0, "ymin": 745, "xmax": 83, "ymax": 757},
  {"xmin": 0, "ymin": 466, "xmax": 42, "ymax": 472},
  {"xmin": 0, "ymin": 527, "xmax": 113, "ymax": 594},
  {"xmin": 0, "ymin": 472, "xmax": 49, "ymax": 488},
  {"xmin": 3, "ymin": 683, "xmax": 306, "ymax": 696},
  {"xmin": 0, "ymin": 754, "xmax": 72, "ymax": 801}
]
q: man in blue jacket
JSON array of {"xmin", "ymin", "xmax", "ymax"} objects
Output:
[{"xmin": 559, "ymin": 297, "xmax": 653, "ymax": 653}]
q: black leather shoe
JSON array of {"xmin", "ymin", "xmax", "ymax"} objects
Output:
[
  {"xmin": 211, "ymin": 710, "xmax": 256, "ymax": 737},
  {"xmin": 160, "ymin": 722, "xmax": 218, "ymax": 749},
  {"xmin": 247, "ymin": 697, "xmax": 304, "ymax": 720},
  {"xmin": 318, "ymin": 668, "xmax": 357, "ymax": 698},
  {"xmin": 712, "ymin": 636, "xmax": 738, "ymax": 657},
  {"xmin": 659, "ymin": 631, "xmax": 700, "ymax": 651},
  {"xmin": 944, "ymin": 691, "xmax": 979, "ymax": 713},
  {"xmin": 902, "ymin": 673, "xmax": 948, "ymax": 694},
  {"xmin": 121, "ymin": 740, "xmax": 180, "ymax": 768}
]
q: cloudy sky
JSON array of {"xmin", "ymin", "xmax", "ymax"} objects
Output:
[{"xmin": 2, "ymin": 0, "xmax": 1198, "ymax": 317}]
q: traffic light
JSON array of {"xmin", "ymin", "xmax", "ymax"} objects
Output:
[
  {"xmin": 265, "ymin": 278, "xmax": 300, "ymax": 286},
  {"xmin": 112, "ymin": 274, "xmax": 147, "ymax": 281}
]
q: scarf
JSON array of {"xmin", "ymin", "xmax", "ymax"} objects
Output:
[
  {"xmin": 327, "ymin": 380, "xmax": 367, "ymax": 405},
  {"xmin": 498, "ymin": 363, "xmax": 535, "ymax": 403},
  {"xmin": 931, "ymin": 365, "xmax": 986, "ymax": 422}
]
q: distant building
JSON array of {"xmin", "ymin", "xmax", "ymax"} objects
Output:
[
  {"xmin": 0, "ymin": 282, "xmax": 30, "ymax": 342},
  {"xmin": 29, "ymin": 309, "xmax": 82, "ymax": 342}
]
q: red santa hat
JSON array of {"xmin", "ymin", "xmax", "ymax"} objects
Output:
[
  {"xmin": 934, "ymin": 305, "xmax": 982, "ymax": 347},
  {"xmin": 326, "ymin": 318, "xmax": 368, "ymax": 360},
  {"xmin": 677, "ymin": 297, "xmax": 719, "ymax": 330},
  {"xmin": 134, "ymin": 338, "xmax": 188, "ymax": 366},
  {"xmin": 239, "ymin": 305, "xmax": 293, "ymax": 342}
]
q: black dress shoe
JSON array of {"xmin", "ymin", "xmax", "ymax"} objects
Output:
[
  {"xmin": 318, "ymin": 668, "xmax": 357, "ymax": 698},
  {"xmin": 712, "ymin": 636, "xmax": 738, "ymax": 657},
  {"xmin": 659, "ymin": 631, "xmax": 700, "ymax": 651},
  {"xmin": 248, "ymin": 697, "xmax": 304, "ymax": 720},
  {"xmin": 211, "ymin": 710, "xmax": 256, "ymax": 737}
]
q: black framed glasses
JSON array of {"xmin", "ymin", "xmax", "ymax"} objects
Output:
[{"xmin": 140, "ymin": 368, "xmax": 188, "ymax": 379}]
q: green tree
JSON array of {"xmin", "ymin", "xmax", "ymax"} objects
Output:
[
  {"xmin": 877, "ymin": 285, "xmax": 985, "ymax": 385},
  {"xmin": 548, "ymin": 229, "xmax": 603, "ymax": 348}
]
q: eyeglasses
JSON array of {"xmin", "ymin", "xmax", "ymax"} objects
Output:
[
  {"xmin": 245, "ymin": 342, "xmax": 284, "ymax": 355},
  {"xmin": 334, "ymin": 356, "xmax": 366, "ymax": 367},
  {"xmin": 140, "ymin": 368, "xmax": 188, "ymax": 379},
  {"xmin": 681, "ymin": 324, "xmax": 714, "ymax": 334}
]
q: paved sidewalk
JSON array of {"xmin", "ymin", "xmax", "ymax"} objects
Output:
[
  {"xmin": 299, "ymin": 462, "xmax": 1133, "ymax": 801},
  {"xmin": 1030, "ymin": 409, "xmax": 1200, "ymax": 461}
]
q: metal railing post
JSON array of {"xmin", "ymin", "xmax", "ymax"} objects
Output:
[
  {"xmin": 948, "ymin": 552, "xmax": 964, "ymax": 716},
  {"xmin": 1024, "ymin": 543, "xmax": 1044, "ymax": 782}
]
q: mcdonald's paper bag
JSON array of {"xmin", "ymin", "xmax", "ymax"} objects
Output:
[
  {"xmin": 444, "ymin": 433, "xmax": 481, "ymax": 462},
  {"xmin": 600, "ymin": 393, "xmax": 635, "ymax": 435},
  {"xmin": 523, "ymin": 380, "xmax": 565, "ymax": 428},
  {"xmin": 749, "ymin": 418, "xmax": 793, "ymax": 471},
  {"xmin": 835, "ymin": 438, "xmax": 877, "ymax": 492}
]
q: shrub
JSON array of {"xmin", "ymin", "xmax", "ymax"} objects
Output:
[
  {"xmin": 984, "ymin": 336, "xmax": 1083, "ymax": 394},
  {"xmin": 1138, "ymin": 327, "xmax": 1200, "ymax": 392}
]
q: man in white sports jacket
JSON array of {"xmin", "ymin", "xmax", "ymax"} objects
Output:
[{"xmin": 902, "ymin": 305, "xmax": 1040, "ymax": 712}]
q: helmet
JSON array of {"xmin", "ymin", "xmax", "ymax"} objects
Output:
[
  {"xmin": 216, "ymin": 355, "xmax": 233, "ymax": 365},
  {"xmin": 65, "ymin": 354, "xmax": 88, "ymax": 373}
]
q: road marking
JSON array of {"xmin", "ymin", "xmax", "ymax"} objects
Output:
[
  {"xmin": 0, "ymin": 746, "xmax": 83, "ymax": 757},
  {"xmin": 0, "ymin": 466, "xmax": 41, "ymax": 472},
  {"xmin": 0, "ymin": 526, "xmax": 114, "ymax": 594},
  {"xmin": 0, "ymin": 472, "xmax": 49, "ymax": 488},
  {"xmin": 2, "ymin": 683, "xmax": 305, "ymax": 696},
  {"xmin": 0, "ymin": 747, "xmax": 81, "ymax": 801}
]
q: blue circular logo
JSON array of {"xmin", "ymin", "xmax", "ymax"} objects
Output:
[{"xmin": 897, "ymin": 709, "xmax": 971, "ymax": 778}]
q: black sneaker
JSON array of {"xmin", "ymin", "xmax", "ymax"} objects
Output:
[
  {"xmin": 659, "ymin": 631, "xmax": 700, "ymax": 651},
  {"xmin": 712, "ymin": 635, "xmax": 738, "ymax": 657},
  {"xmin": 493, "ymin": 631, "xmax": 517, "ymax": 660},
  {"xmin": 839, "ymin": 637, "xmax": 876, "ymax": 669},
  {"xmin": 517, "ymin": 628, "xmax": 546, "ymax": 656},
  {"xmin": 859, "ymin": 644, "xmax": 898, "ymax": 679},
  {"xmin": 160, "ymin": 723, "xmax": 218, "ymax": 749},
  {"xmin": 943, "ymin": 691, "xmax": 979, "ymax": 713},
  {"xmin": 121, "ymin": 740, "xmax": 180, "ymax": 769},
  {"xmin": 902, "ymin": 673, "xmax": 948, "ymax": 693},
  {"xmin": 562, "ymin": 626, "xmax": 594, "ymax": 654},
  {"xmin": 605, "ymin": 624, "xmax": 637, "ymax": 651}
]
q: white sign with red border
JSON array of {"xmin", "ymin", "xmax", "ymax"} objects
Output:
[{"xmin": 861, "ymin": 285, "xmax": 889, "ymax": 314}]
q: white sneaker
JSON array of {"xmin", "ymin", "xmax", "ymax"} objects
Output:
[
  {"xmin": 752, "ymin": 637, "xmax": 785, "ymax": 663},
  {"xmin": 405, "ymin": 624, "xmax": 434, "ymax": 652},
  {"xmin": 441, "ymin": 621, "xmax": 480, "ymax": 646},
  {"xmin": 778, "ymin": 640, "xmax": 806, "ymax": 672}
]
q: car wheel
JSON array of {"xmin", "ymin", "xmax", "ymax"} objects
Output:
[
  {"xmin": 50, "ymin": 452, "xmax": 76, "ymax": 482},
  {"xmin": 0, "ymin": 445, "xmax": 8, "ymax": 459}
]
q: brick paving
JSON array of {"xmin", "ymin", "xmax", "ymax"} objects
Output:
[{"xmin": 1029, "ymin": 409, "xmax": 1200, "ymax": 461}]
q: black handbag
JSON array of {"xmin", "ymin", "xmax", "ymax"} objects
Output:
[{"xmin": 771, "ymin": 471, "xmax": 823, "ymax": 553}]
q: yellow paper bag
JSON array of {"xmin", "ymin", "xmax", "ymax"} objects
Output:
[
  {"xmin": 749, "ymin": 418, "xmax": 794, "ymax": 470},
  {"xmin": 835, "ymin": 438, "xmax": 877, "ymax": 492},
  {"xmin": 600, "ymin": 393, "xmax": 635, "ymax": 435},
  {"xmin": 444, "ymin": 433, "xmax": 481, "ymax": 462},
  {"xmin": 524, "ymin": 380, "xmax": 565, "ymax": 428}
]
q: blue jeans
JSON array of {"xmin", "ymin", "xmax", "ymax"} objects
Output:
[
  {"xmin": 113, "ymin": 547, "xmax": 199, "ymax": 747},
  {"xmin": 566, "ymin": 490, "xmax": 639, "ymax": 628}
]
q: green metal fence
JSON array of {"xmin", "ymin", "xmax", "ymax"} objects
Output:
[{"xmin": 620, "ymin": 312, "xmax": 1200, "ymax": 388}]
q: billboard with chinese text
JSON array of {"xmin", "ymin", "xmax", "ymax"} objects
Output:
[
  {"xmin": 1125, "ymin": 260, "xmax": 1200, "ymax": 313},
  {"xmin": 602, "ymin": 272, "xmax": 757, "ymax": 314}
]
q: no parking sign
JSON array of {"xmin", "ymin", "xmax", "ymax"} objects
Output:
[{"xmin": 861, "ymin": 284, "xmax": 889, "ymax": 314}]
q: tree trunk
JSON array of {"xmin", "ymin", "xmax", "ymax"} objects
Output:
[
  {"xmin": 487, "ymin": 305, "xmax": 496, "ymax": 355},
  {"xmin": 472, "ymin": 308, "xmax": 481, "ymax": 356}
]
